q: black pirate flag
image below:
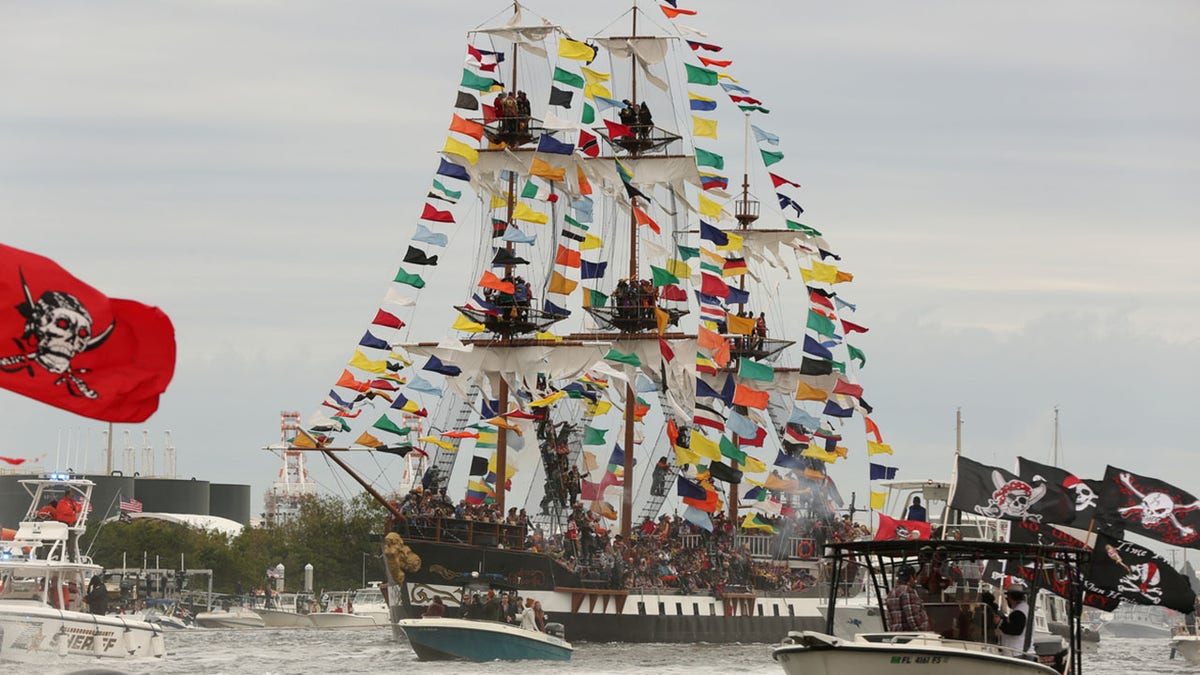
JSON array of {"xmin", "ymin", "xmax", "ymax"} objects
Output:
[
  {"xmin": 1095, "ymin": 466, "xmax": 1200, "ymax": 549},
  {"xmin": 1005, "ymin": 520, "xmax": 1121, "ymax": 611},
  {"xmin": 1087, "ymin": 532, "xmax": 1196, "ymax": 613},
  {"xmin": 1017, "ymin": 457, "xmax": 1103, "ymax": 526},
  {"xmin": 950, "ymin": 455, "xmax": 1056, "ymax": 523}
]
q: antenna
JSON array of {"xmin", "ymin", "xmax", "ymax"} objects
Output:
[
  {"xmin": 163, "ymin": 431, "xmax": 177, "ymax": 478},
  {"xmin": 141, "ymin": 430, "xmax": 154, "ymax": 477},
  {"xmin": 955, "ymin": 407, "xmax": 963, "ymax": 456},
  {"xmin": 122, "ymin": 430, "xmax": 135, "ymax": 474},
  {"xmin": 1052, "ymin": 405, "xmax": 1061, "ymax": 466}
]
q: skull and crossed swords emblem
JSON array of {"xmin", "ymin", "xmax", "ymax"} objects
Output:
[
  {"xmin": 1116, "ymin": 472, "xmax": 1200, "ymax": 537},
  {"xmin": 0, "ymin": 270, "xmax": 115, "ymax": 398}
]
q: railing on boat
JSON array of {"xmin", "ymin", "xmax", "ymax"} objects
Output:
[
  {"xmin": 679, "ymin": 533, "xmax": 820, "ymax": 562},
  {"xmin": 393, "ymin": 516, "xmax": 527, "ymax": 550}
]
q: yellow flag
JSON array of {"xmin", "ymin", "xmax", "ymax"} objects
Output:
[
  {"xmin": 742, "ymin": 455, "xmax": 766, "ymax": 473},
  {"xmin": 529, "ymin": 390, "xmax": 567, "ymax": 407},
  {"xmin": 655, "ymin": 307, "xmax": 670, "ymax": 335},
  {"xmin": 717, "ymin": 231, "xmax": 743, "ymax": 251},
  {"xmin": 726, "ymin": 313, "xmax": 756, "ymax": 336},
  {"xmin": 512, "ymin": 202, "xmax": 548, "ymax": 224},
  {"xmin": 764, "ymin": 473, "xmax": 799, "ymax": 492},
  {"xmin": 488, "ymin": 416, "xmax": 522, "ymax": 434},
  {"xmin": 581, "ymin": 66, "xmax": 610, "ymax": 85},
  {"xmin": 666, "ymin": 258, "xmax": 691, "ymax": 278},
  {"xmin": 354, "ymin": 432, "xmax": 384, "ymax": 448},
  {"xmin": 584, "ymin": 82, "xmax": 612, "ymax": 100},
  {"xmin": 548, "ymin": 270, "xmax": 578, "ymax": 295},
  {"xmin": 535, "ymin": 331, "xmax": 563, "ymax": 342},
  {"xmin": 870, "ymin": 490, "xmax": 887, "ymax": 511},
  {"xmin": 692, "ymin": 116, "xmax": 718, "ymax": 139},
  {"xmin": 531, "ymin": 157, "xmax": 566, "ymax": 182},
  {"xmin": 691, "ymin": 433, "xmax": 723, "ymax": 461},
  {"xmin": 558, "ymin": 38, "xmax": 595, "ymax": 61},
  {"xmin": 388, "ymin": 351, "xmax": 414, "ymax": 366},
  {"xmin": 742, "ymin": 512, "xmax": 776, "ymax": 534},
  {"xmin": 699, "ymin": 247, "xmax": 725, "ymax": 265},
  {"xmin": 811, "ymin": 261, "xmax": 839, "ymax": 283},
  {"xmin": 795, "ymin": 382, "xmax": 828, "ymax": 401},
  {"xmin": 801, "ymin": 446, "xmax": 840, "ymax": 463},
  {"xmin": 674, "ymin": 444, "xmax": 701, "ymax": 466},
  {"xmin": 487, "ymin": 451, "xmax": 517, "ymax": 479},
  {"xmin": 698, "ymin": 193, "xmax": 724, "ymax": 218},
  {"xmin": 419, "ymin": 436, "xmax": 455, "ymax": 451},
  {"xmin": 867, "ymin": 441, "xmax": 893, "ymax": 456},
  {"xmin": 835, "ymin": 270, "xmax": 854, "ymax": 284},
  {"xmin": 451, "ymin": 314, "xmax": 486, "ymax": 333},
  {"xmin": 442, "ymin": 136, "xmax": 478, "ymax": 165},
  {"xmin": 581, "ymin": 234, "xmax": 603, "ymax": 250},
  {"xmin": 585, "ymin": 399, "xmax": 613, "ymax": 417},
  {"xmin": 490, "ymin": 195, "xmax": 508, "ymax": 210},
  {"xmin": 718, "ymin": 73, "xmax": 738, "ymax": 82},
  {"xmin": 291, "ymin": 431, "xmax": 317, "ymax": 449},
  {"xmin": 349, "ymin": 350, "xmax": 387, "ymax": 374}
]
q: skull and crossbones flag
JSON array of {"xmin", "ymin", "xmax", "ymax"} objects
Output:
[
  {"xmin": 1085, "ymin": 531, "xmax": 1196, "ymax": 613},
  {"xmin": 1096, "ymin": 466, "xmax": 1200, "ymax": 548},
  {"xmin": 949, "ymin": 455, "xmax": 1058, "ymax": 524},
  {"xmin": 1017, "ymin": 456, "xmax": 1103, "ymax": 526},
  {"xmin": 0, "ymin": 244, "xmax": 175, "ymax": 422}
]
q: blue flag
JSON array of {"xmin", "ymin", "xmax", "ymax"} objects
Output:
[
  {"xmin": 699, "ymin": 220, "xmax": 728, "ymax": 246},
  {"xmin": 536, "ymin": 134, "xmax": 575, "ymax": 155},
  {"xmin": 422, "ymin": 355, "xmax": 462, "ymax": 377},
  {"xmin": 436, "ymin": 158, "xmax": 470, "ymax": 181},
  {"xmin": 676, "ymin": 475, "xmax": 707, "ymax": 500},
  {"xmin": 414, "ymin": 223, "xmax": 449, "ymax": 247},
  {"xmin": 502, "ymin": 226, "xmax": 536, "ymax": 244},
  {"xmin": 580, "ymin": 260, "xmax": 607, "ymax": 280},
  {"xmin": 359, "ymin": 331, "xmax": 390, "ymax": 350},
  {"xmin": 802, "ymin": 335, "xmax": 833, "ymax": 360},
  {"xmin": 869, "ymin": 463, "xmax": 899, "ymax": 481}
]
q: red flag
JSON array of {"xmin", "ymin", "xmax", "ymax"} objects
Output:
[
  {"xmin": 808, "ymin": 290, "xmax": 834, "ymax": 310},
  {"xmin": 699, "ymin": 57, "xmax": 732, "ymax": 68},
  {"xmin": 421, "ymin": 203, "xmax": 455, "ymax": 223},
  {"xmin": 874, "ymin": 513, "xmax": 932, "ymax": 541},
  {"xmin": 0, "ymin": 456, "xmax": 27, "ymax": 465},
  {"xmin": 658, "ymin": 337, "xmax": 675, "ymax": 362},
  {"xmin": 371, "ymin": 309, "xmax": 406, "ymax": 329},
  {"xmin": 729, "ymin": 95, "xmax": 763, "ymax": 105},
  {"xmin": 769, "ymin": 172, "xmax": 802, "ymax": 189},
  {"xmin": 578, "ymin": 130, "xmax": 600, "ymax": 158},
  {"xmin": 864, "ymin": 415, "xmax": 883, "ymax": 443},
  {"xmin": 842, "ymin": 319, "xmax": 869, "ymax": 334},
  {"xmin": 732, "ymin": 384, "xmax": 769, "ymax": 410},
  {"xmin": 604, "ymin": 119, "xmax": 634, "ymax": 139},
  {"xmin": 0, "ymin": 244, "xmax": 175, "ymax": 422},
  {"xmin": 336, "ymin": 370, "xmax": 370, "ymax": 393},
  {"xmin": 832, "ymin": 380, "xmax": 864, "ymax": 399},
  {"xmin": 700, "ymin": 273, "xmax": 729, "ymax": 298},
  {"xmin": 661, "ymin": 5, "xmax": 698, "ymax": 18},
  {"xmin": 659, "ymin": 284, "xmax": 688, "ymax": 302}
]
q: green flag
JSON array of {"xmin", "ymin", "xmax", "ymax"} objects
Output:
[
  {"xmin": 761, "ymin": 149, "xmax": 784, "ymax": 167},
  {"xmin": 372, "ymin": 415, "xmax": 410, "ymax": 437},
  {"xmin": 685, "ymin": 63, "xmax": 719, "ymax": 86},
  {"xmin": 585, "ymin": 288, "xmax": 608, "ymax": 308},
  {"xmin": 582, "ymin": 102, "xmax": 595, "ymax": 124},
  {"xmin": 552, "ymin": 67, "xmax": 585, "ymax": 89},
  {"xmin": 394, "ymin": 267, "xmax": 426, "ymax": 289},
  {"xmin": 695, "ymin": 147, "xmax": 725, "ymax": 170},
  {"xmin": 831, "ymin": 360, "xmax": 846, "ymax": 374},
  {"xmin": 700, "ymin": 260, "xmax": 722, "ymax": 275},
  {"xmin": 583, "ymin": 426, "xmax": 608, "ymax": 446},
  {"xmin": 564, "ymin": 214, "xmax": 589, "ymax": 231},
  {"xmin": 677, "ymin": 245, "xmax": 699, "ymax": 261},
  {"xmin": 807, "ymin": 310, "xmax": 837, "ymax": 337},
  {"xmin": 737, "ymin": 357, "xmax": 775, "ymax": 382},
  {"xmin": 460, "ymin": 69, "xmax": 501, "ymax": 92},
  {"xmin": 650, "ymin": 265, "xmax": 679, "ymax": 287},
  {"xmin": 719, "ymin": 435, "xmax": 747, "ymax": 464},
  {"xmin": 786, "ymin": 220, "xmax": 822, "ymax": 236},
  {"xmin": 848, "ymin": 344, "xmax": 866, "ymax": 368},
  {"xmin": 431, "ymin": 180, "xmax": 462, "ymax": 201},
  {"xmin": 604, "ymin": 348, "xmax": 642, "ymax": 367},
  {"xmin": 738, "ymin": 104, "xmax": 770, "ymax": 114}
]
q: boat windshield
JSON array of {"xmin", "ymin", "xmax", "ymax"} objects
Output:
[{"xmin": 354, "ymin": 588, "xmax": 384, "ymax": 605}]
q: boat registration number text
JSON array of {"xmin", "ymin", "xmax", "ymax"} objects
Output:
[{"xmin": 889, "ymin": 656, "xmax": 946, "ymax": 664}]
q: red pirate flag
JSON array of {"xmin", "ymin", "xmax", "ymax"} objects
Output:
[
  {"xmin": 874, "ymin": 513, "xmax": 931, "ymax": 541},
  {"xmin": 0, "ymin": 244, "xmax": 175, "ymax": 422},
  {"xmin": 1096, "ymin": 465, "xmax": 1200, "ymax": 549}
]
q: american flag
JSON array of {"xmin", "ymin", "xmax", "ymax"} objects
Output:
[{"xmin": 119, "ymin": 497, "xmax": 143, "ymax": 513}]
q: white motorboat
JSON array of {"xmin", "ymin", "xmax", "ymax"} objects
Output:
[
  {"xmin": 775, "ymin": 539, "xmax": 1087, "ymax": 675},
  {"xmin": 0, "ymin": 476, "xmax": 167, "ymax": 660},
  {"xmin": 1172, "ymin": 624, "xmax": 1200, "ymax": 665},
  {"xmin": 307, "ymin": 589, "xmax": 385, "ymax": 629},
  {"xmin": 193, "ymin": 605, "xmax": 266, "ymax": 629},
  {"xmin": 398, "ymin": 616, "xmax": 572, "ymax": 661},
  {"xmin": 251, "ymin": 592, "xmax": 316, "ymax": 628}
]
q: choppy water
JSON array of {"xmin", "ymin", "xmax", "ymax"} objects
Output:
[{"xmin": 18, "ymin": 628, "xmax": 1200, "ymax": 675}]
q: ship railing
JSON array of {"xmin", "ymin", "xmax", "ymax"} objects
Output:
[
  {"xmin": 677, "ymin": 533, "xmax": 820, "ymax": 562},
  {"xmin": 394, "ymin": 515, "xmax": 527, "ymax": 551}
]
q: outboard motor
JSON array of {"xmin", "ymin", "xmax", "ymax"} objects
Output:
[{"xmin": 545, "ymin": 622, "xmax": 566, "ymax": 640}]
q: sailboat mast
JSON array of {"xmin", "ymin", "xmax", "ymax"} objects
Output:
[
  {"xmin": 620, "ymin": 5, "xmax": 640, "ymax": 544},
  {"xmin": 1052, "ymin": 405, "xmax": 1060, "ymax": 466},
  {"xmin": 494, "ymin": 23, "xmax": 521, "ymax": 517}
]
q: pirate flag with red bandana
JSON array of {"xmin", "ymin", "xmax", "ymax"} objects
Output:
[
  {"xmin": 1095, "ymin": 466, "xmax": 1200, "ymax": 549},
  {"xmin": 0, "ymin": 244, "xmax": 175, "ymax": 422},
  {"xmin": 949, "ymin": 455, "xmax": 1062, "ymax": 524},
  {"xmin": 1085, "ymin": 531, "xmax": 1196, "ymax": 613}
]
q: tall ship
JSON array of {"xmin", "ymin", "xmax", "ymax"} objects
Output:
[{"xmin": 287, "ymin": 1, "xmax": 897, "ymax": 643}]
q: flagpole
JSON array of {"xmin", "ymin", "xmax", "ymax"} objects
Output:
[{"xmin": 941, "ymin": 407, "xmax": 964, "ymax": 539}]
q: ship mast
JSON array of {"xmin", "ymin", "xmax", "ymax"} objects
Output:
[
  {"xmin": 618, "ymin": 6, "xmax": 641, "ymax": 543},
  {"xmin": 495, "ymin": 28, "xmax": 521, "ymax": 517}
]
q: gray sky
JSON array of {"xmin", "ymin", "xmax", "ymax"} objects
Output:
[{"xmin": 2, "ymin": 1, "xmax": 1198, "ymax": 521}]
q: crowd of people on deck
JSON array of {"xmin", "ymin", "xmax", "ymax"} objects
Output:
[
  {"xmin": 618, "ymin": 100, "xmax": 654, "ymax": 140},
  {"xmin": 611, "ymin": 278, "xmax": 659, "ymax": 321},
  {"xmin": 482, "ymin": 274, "xmax": 533, "ymax": 322},
  {"xmin": 497, "ymin": 91, "xmax": 532, "ymax": 138}
]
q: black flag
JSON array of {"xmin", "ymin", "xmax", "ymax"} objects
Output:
[
  {"xmin": 454, "ymin": 91, "xmax": 479, "ymax": 110},
  {"xmin": 1017, "ymin": 456, "xmax": 1102, "ymax": 526},
  {"xmin": 1086, "ymin": 531, "xmax": 1196, "ymax": 613},
  {"xmin": 469, "ymin": 455, "xmax": 489, "ymax": 476},
  {"xmin": 548, "ymin": 86, "xmax": 574, "ymax": 107},
  {"xmin": 707, "ymin": 460, "xmax": 743, "ymax": 484},
  {"xmin": 1096, "ymin": 465, "xmax": 1200, "ymax": 549},
  {"xmin": 799, "ymin": 358, "xmax": 833, "ymax": 376},
  {"xmin": 403, "ymin": 246, "xmax": 439, "ymax": 266},
  {"xmin": 949, "ymin": 455, "xmax": 1057, "ymax": 523}
]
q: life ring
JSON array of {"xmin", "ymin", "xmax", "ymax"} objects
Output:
[{"xmin": 796, "ymin": 539, "xmax": 815, "ymax": 559}]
